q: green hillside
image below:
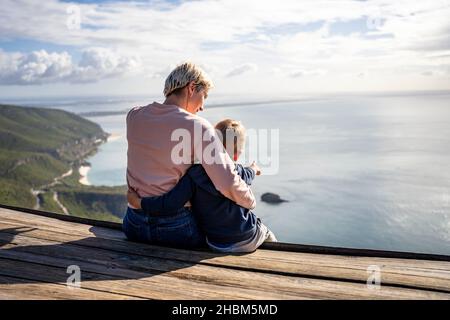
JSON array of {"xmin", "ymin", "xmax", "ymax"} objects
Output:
[{"xmin": 0, "ymin": 104, "xmax": 126, "ymax": 222}]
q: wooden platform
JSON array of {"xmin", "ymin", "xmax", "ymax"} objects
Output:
[{"xmin": 0, "ymin": 205, "xmax": 449, "ymax": 300}]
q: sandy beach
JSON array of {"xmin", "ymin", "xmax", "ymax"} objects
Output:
[
  {"xmin": 107, "ymin": 132, "xmax": 122, "ymax": 142},
  {"xmin": 78, "ymin": 165, "xmax": 91, "ymax": 185}
]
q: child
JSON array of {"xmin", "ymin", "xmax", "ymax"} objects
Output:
[{"xmin": 127, "ymin": 119, "xmax": 277, "ymax": 252}]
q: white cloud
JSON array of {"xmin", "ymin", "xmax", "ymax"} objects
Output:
[
  {"xmin": 0, "ymin": 48, "xmax": 141, "ymax": 85},
  {"xmin": 289, "ymin": 69, "xmax": 327, "ymax": 78},
  {"xmin": 226, "ymin": 63, "xmax": 258, "ymax": 77},
  {"xmin": 0, "ymin": 0, "xmax": 449, "ymax": 93},
  {"xmin": 71, "ymin": 47, "xmax": 141, "ymax": 83},
  {"xmin": 0, "ymin": 49, "xmax": 72, "ymax": 85}
]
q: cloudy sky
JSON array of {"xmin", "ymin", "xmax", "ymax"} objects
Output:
[{"xmin": 0, "ymin": 0, "xmax": 449, "ymax": 99}]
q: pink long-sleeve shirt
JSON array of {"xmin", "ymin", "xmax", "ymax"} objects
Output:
[{"xmin": 126, "ymin": 102, "xmax": 256, "ymax": 210}]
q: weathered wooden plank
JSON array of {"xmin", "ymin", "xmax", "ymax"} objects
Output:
[
  {"xmin": 3, "ymin": 206, "xmax": 449, "ymax": 267},
  {"xmin": 0, "ymin": 275, "xmax": 138, "ymax": 300},
  {"xmin": 260, "ymin": 241, "xmax": 450, "ymax": 261},
  {"xmin": 3, "ymin": 215, "xmax": 449, "ymax": 274},
  {"xmin": 1, "ymin": 220, "xmax": 449, "ymax": 293},
  {"xmin": 0, "ymin": 204, "xmax": 122, "ymax": 230},
  {"xmin": 2, "ymin": 241, "xmax": 448, "ymax": 300},
  {"xmin": 0, "ymin": 257, "xmax": 310, "ymax": 300},
  {"xmin": 0, "ymin": 207, "xmax": 124, "ymax": 240},
  {"xmin": 3, "ymin": 206, "xmax": 450, "ymax": 262},
  {"xmin": 1, "ymin": 229, "xmax": 449, "ymax": 299},
  {"xmin": 3, "ymin": 209, "xmax": 449, "ymax": 269}
]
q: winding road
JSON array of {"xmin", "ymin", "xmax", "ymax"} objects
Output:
[{"xmin": 31, "ymin": 168, "xmax": 73, "ymax": 214}]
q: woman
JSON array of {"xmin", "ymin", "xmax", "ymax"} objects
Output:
[{"xmin": 123, "ymin": 62, "xmax": 256, "ymax": 248}]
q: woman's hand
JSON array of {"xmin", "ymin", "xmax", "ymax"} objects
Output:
[{"xmin": 127, "ymin": 188, "xmax": 142, "ymax": 209}]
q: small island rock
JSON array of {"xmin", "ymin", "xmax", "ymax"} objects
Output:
[{"xmin": 261, "ymin": 192, "xmax": 288, "ymax": 204}]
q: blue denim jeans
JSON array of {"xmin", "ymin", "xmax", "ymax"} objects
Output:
[{"xmin": 122, "ymin": 206, "xmax": 206, "ymax": 249}]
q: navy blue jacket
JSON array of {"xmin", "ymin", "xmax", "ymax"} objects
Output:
[{"xmin": 141, "ymin": 164, "xmax": 258, "ymax": 243}]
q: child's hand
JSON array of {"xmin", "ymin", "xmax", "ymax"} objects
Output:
[
  {"xmin": 127, "ymin": 188, "xmax": 142, "ymax": 209},
  {"xmin": 249, "ymin": 161, "xmax": 261, "ymax": 175}
]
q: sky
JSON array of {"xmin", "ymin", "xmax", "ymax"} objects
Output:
[{"xmin": 0, "ymin": 0, "xmax": 449, "ymax": 99}]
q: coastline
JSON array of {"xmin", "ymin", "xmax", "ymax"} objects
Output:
[
  {"xmin": 78, "ymin": 132, "xmax": 123, "ymax": 186},
  {"xmin": 78, "ymin": 165, "xmax": 91, "ymax": 186},
  {"xmin": 107, "ymin": 132, "xmax": 122, "ymax": 142}
]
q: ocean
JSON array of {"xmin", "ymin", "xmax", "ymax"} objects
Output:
[{"xmin": 7, "ymin": 92, "xmax": 450, "ymax": 255}]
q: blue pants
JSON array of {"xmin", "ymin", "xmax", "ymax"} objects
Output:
[{"xmin": 122, "ymin": 206, "xmax": 206, "ymax": 249}]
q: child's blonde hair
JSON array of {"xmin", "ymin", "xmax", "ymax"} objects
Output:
[{"xmin": 215, "ymin": 119, "xmax": 246, "ymax": 161}]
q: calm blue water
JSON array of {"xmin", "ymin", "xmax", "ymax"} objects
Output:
[{"xmin": 8, "ymin": 93, "xmax": 450, "ymax": 255}]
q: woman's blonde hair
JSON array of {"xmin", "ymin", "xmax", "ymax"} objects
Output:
[
  {"xmin": 215, "ymin": 119, "xmax": 246, "ymax": 160},
  {"xmin": 163, "ymin": 62, "xmax": 213, "ymax": 97}
]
